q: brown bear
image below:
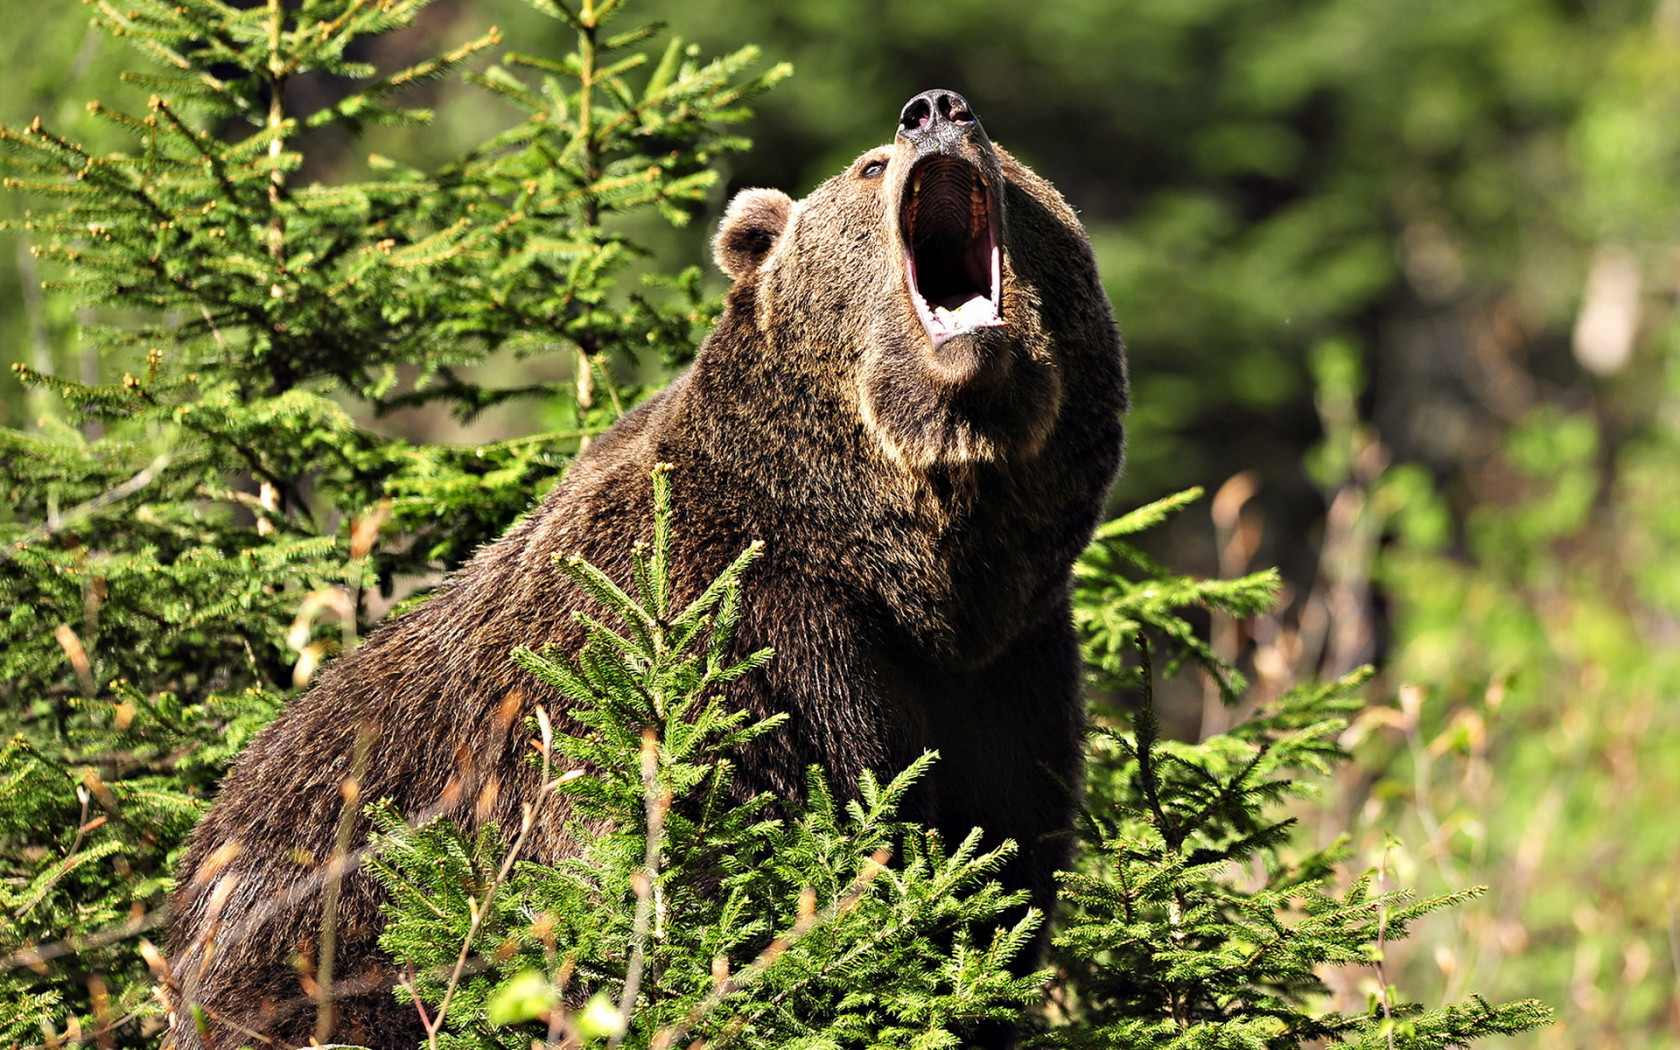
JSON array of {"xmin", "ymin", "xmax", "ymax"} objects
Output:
[{"xmin": 166, "ymin": 88, "xmax": 1126, "ymax": 1049}]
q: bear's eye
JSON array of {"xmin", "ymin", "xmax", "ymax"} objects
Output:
[{"xmin": 860, "ymin": 159, "xmax": 887, "ymax": 179}]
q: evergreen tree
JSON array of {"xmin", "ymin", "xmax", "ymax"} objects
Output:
[
  {"xmin": 0, "ymin": 0, "xmax": 782, "ymax": 1041},
  {"xmin": 1045, "ymin": 492, "xmax": 1551, "ymax": 1047},
  {"xmin": 368, "ymin": 465, "xmax": 1042, "ymax": 1049}
]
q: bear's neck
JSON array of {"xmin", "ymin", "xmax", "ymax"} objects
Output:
[{"xmin": 673, "ymin": 352, "xmax": 1078, "ymax": 664}]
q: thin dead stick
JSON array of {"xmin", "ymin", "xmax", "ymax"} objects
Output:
[
  {"xmin": 609, "ymin": 727, "xmax": 670, "ymax": 1048},
  {"xmin": 0, "ymin": 452, "xmax": 172, "ymax": 568},
  {"xmin": 1374, "ymin": 841, "xmax": 1397, "ymax": 1050},
  {"xmin": 11, "ymin": 784, "xmax": 94, "ymax": 919},
  {"xmin": 407, "ymin": 971, "xmax": 434, "ymax": 1032},
  {"xmin": 1, "ymin": 910, "xmax": 163, "ymax": 973},
  {"xmin": 315, "ymin": 725, "xmax": 376, "ymax": 1044},
  {"xmin": 422, "ymin": 708, "xmax": 555, "ymax": 1048},
  {"xmin": 179, "ymin": 1000, "xmax": 283, "ymax": 1050}
]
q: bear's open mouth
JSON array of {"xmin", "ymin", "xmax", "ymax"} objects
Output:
[{"xmin": 901, "ymin": 155, "xmax": 1002, "ymax": 348}]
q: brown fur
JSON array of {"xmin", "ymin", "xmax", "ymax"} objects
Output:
[{"xmin": 166, "ymin": 92, "xmax": 1126, "ymax": 1049}]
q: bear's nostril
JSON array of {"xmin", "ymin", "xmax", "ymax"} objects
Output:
[
  {"xmin": 939, "ymin": 94, "xmax": 972, "ymax": 124},
  {"xmin": 900, "ymin": 98, "xmax": 932, "ymax": 132}
]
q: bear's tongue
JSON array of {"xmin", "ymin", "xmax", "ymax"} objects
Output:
[{"xmin": 902, "ymin": 157, "xmax": 1001, "ymax": 347}]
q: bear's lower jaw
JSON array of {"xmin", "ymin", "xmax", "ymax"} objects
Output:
[
  {"xmin": 924, "ymin": 326, "xmax": 1011, "ymax": 389},
  {"xmin": 859, "ymin": 328, "xmax": 1062, "ymax": 471},
  {"xmin": 931, "ymin": 295, "xmax": 1000, "ymax": 332},
  {"xmin": 915, "ymin": 291, "xmax": 1004, "ymax": 349}
]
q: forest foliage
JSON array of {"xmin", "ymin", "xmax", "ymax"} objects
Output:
[{"xmin": 1, "ymin": 0, "xmax": 1674, "ymax": 1047}]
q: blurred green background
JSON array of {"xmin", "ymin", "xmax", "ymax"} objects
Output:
[{"xmin": 4, "ymin": 1, "xmax": 1678, "ymax": 1046}]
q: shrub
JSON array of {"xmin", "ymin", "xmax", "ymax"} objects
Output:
[{"xmin": 0, "ymin": 2, "xmax": 1547, "ymax": 1047}]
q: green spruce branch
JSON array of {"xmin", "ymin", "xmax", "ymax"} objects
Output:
[{"xmin": 1046, "ymin": 490, "xmax": 1550, "ymax": 1048}]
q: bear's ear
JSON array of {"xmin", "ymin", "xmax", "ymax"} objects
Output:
[{"xmin": 713, "ymin": 188, "xmax": 794, "ymax": 281}]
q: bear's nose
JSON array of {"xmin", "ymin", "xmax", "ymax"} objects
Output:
[{"xmin": 899, "ymin": 89, "xmax": 977, "ymax": 137}]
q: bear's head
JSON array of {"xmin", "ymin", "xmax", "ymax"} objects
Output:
[{"xmin": 709, "ymin": 89, "xmax": 1121, "ymax": 472}]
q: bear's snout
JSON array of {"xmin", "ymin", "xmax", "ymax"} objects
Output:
[
  {"xmin": 898, "ymin": 88, "xmax": 984, "ymax": 158},
  {"xmin": 892, "ymin": 91, "xmax": 1005, "ymax": 351}
]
